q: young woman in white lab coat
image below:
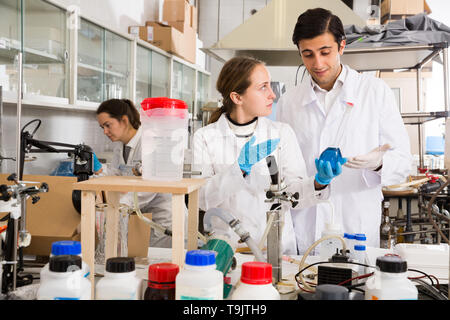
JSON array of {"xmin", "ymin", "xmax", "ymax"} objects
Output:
[
  {"xmin": 96, "ymin": 99, "xmax": 173, "ymax": 248},
  {"xmin": 276, "ymin": 8, "xmax": 412, "ymax": 252},
  {"xmin": 193, "ymin": 57, "xmax": 341, "ymax": 254}
]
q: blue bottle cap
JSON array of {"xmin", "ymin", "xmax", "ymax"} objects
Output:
[
  {"xmin": 51, "ymin": 241, "xmax": 82, "ymax": 256},
  {"xmin": 354, "ymin": 234, "xmax": 367, "ymax": 241},
  {"xmin": 185, "ymin": 250, "xmax": 216, "ymax": 266},
  {"xmin": 354, "ymin": 245, "xmax": 366, "ymax": 251}
]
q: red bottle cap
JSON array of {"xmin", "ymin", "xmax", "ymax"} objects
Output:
[
  {"xmin": 240, "ymin": 262, "xmax": 273, "ymax": 285},
  {"xmin": 148, "ymin": 263, "xmax": 179, "ymax": 283},
  {"xmin": 141, "ymin": 97, "xmax": 188, "ymax": 111}
]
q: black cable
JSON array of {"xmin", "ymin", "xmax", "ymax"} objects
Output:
[{"xmin": 408, "ymin": 268, "xmax": 435, "ymax": 287}]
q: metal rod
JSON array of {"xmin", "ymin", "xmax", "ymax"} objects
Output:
[
  {"xmin": 443, "ymin": 47, "xmax": 449, "ymax": 112},
  {"xmin": 417, "ymin": 66, "xmax": 424, "ymax": 169}
]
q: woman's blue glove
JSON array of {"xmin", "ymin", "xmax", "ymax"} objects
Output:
[
  {"xmin": 315, "ymin": 157, "xmax": 346, "ymax": 185},
  {"xmin": 93, "ymin": 152, "xmax": 102, "ymax": 173},
  {"xmin": 238, "ymin": 135, "xmax": 280, "ymax": 175}
]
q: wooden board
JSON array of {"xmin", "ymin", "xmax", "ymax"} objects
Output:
[{"xmin": 73, "ymin": 176, "xmax": 205, "ymax": 194}]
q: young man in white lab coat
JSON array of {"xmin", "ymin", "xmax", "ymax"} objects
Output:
[{"xmin": 276, "ymin": 8, "xmax": 412, "ymax": 253}]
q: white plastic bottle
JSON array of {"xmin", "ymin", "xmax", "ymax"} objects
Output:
[
  {"xmin": 231, "ymin": 262, "xmax": 280, "ymax": 300},
  {"xmin": 96, "ymin": 257, "xmax": 141, "ymax": 300},
  {"xmin": 37, "ymin": 255, "xmax": 91, "ymax": 300},
  {"xmin": 353, "ymin": 245, "xmax": 367, "ymax": 275},
  {"xmin": 354, "ymin": 233, "xmax": 367, "ymax": 249},
  {"xmin": 344, "ymin": 233, "xmax": 356, "ymax": 259},
  {"xmin": 319, "ymin": 223, "xmax": 344, "ymax": 262},
  {"xmin": 41, "ymin": 241, "xmax": 90, "ymax": 282},
  {"xmin": 176, "ymin": 250, "xmax": 223, "ymax": 300},
  {"xmin": 364, "ymin": 255, "xmax": 418, "ymax": 300}
]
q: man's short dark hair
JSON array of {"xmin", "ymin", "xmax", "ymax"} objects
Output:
[{"xmin": 292, "ymin": 8, "xmax": 346, "ymax": 49}]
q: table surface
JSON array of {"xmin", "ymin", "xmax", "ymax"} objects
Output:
[{"xmin": 73, "ymin": 176, "xmax": 206, "ymax": 194}]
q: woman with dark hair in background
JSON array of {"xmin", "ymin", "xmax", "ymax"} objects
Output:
[
  {"xmin": 96, "ymin": 99, "xmax": 173, "ymax": 248},
  {"xmin": 193, "ymin": 57, "xmax": 342, "ymax": 254}
]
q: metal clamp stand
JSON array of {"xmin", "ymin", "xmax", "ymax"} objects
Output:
[{"xmin": 264, "ymin": 155, "xmax": 299, "ymax": 284}]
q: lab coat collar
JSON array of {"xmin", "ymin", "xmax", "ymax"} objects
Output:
[
  {"xmin": 125, "ymin": 126, "xmax": 141, "ymax": 150},
  {"xmin": 300, "ymin": 64, "xmax": 357, "ymax": 109}
]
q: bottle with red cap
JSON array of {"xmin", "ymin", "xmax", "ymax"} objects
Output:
[
  {"xmin": 139, "ymin": 97, "xmax": 189, "ymax": 181},
  {"xmin": 231, "ymin": 262, "xmax": 280, "ymax": 300},
  {"xmin": 144, "ymin": 263, "xmax": 179, "ymax": 300}
]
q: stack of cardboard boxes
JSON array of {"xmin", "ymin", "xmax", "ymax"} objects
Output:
[
  {"xmin": 128, "ymin": 0, "xmax": 197, "ymax": 64},
  {"xmin": 380, "ymin": 0, "xmax": 431, "ymax": 24}
]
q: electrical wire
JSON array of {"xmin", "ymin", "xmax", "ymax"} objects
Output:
[
  {"xmin": 407, "ymin": 268, "xmax": 436, "ymax": 288},
  {"xmin": 337, "ymin": 272, "xmax": 374, "ymax": 286},
  {"xmin": 412, "ymin": 278, "xmax": 447, "ymax": 300}
]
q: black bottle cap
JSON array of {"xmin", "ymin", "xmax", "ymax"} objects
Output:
[
  {"xmin": 49, "ymin": 255, "xmax": 82, "ymax": 273},
  {"xmin": 315, "ymin": 284, "xmax": 349, "ymax": 300},
  {"xmin": 376, "ymin": 255, "xmax": 407, "ymax": 273},
  {"xmin": 106, "ymin": 257, "xmax": 135, "ymax": 273}
]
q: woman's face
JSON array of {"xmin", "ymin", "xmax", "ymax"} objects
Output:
[
  {"xmin": 236, "ymin": 64, "xmax": 276, "ymax": 120},
  {"xmin": 97, "ymin": 112, "xmax": 128, "ymax": 142}
]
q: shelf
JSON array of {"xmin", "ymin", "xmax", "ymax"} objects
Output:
[
  {"xmin": 78, "ymin": 62, "xmax": 125, "ymax": 78},
  {"xmin": 0, "ymin": 37, "xmax": 64, "ymax": 65},
  {"xmin": 401, "ymin": 111, "xmax": 449, "ymax": 125}
]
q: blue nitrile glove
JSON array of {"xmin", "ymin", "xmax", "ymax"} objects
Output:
[
  {"xmin": 314, "ymin": 157, "xmax": 347, "ymax": 185},
  {"xmin": 238, "ymin": 135, "xmax": 280, "ymax": 175},
  {"xmin": 93, "ymin": 153, "xmax": 102, "ymax": 173}
]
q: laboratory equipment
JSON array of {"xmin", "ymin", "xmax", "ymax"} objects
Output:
[
  {"xmin": 140, "ymin": 97, "xmax": 189, "ymax": 181},
  {"xmin": 95, "ymin": 257, "xmax": 141, "ymax": 300},
  {"xmin": 175, "ymin": 250, "xmax": 223, "ymax": 300},
  {"xmin": 364, "ymin": 255, "xmax": 418, "ymax": 300},
  {"xmin": 264, "ymin": 155, "xmax": 300, "ymax": 284},
  {"xmin": 41, "ymin": 241, "xmax": 90, "ymax": 282},
  {"xmin": 144, "ymin": 263, "xmax": 179, "ymax": 300},
  {"xmin": 319, "ymin": 147, "xmax": 345, "ymax": 171},
  {"xmin": 37, "ymin": 255, "xmax": 91, "ymax": 300},
  {"xmin": 231, "ymin": 262, "xmax": 280, "ymax": 300},
  {"xmin": 380, "ymin": 201, "xmax": 396, "ymax": 249},
  {"xmin": 319, "ymin": 223, "xmax": 344, "ymax": 262}
]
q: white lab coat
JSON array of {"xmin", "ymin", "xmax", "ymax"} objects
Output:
[
  {"xmin": 276, "ymin": 65, "xmax": 412, "ymax": 253},
  {"xmin": 108, "ymin": 127, "xmax": 173, "ymax": 248},
  {"xmin": 192, "ymin": 114, "xmax": 329, "ymax": 254}
]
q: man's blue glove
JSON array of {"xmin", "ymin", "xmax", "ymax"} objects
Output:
[
  {"xmin": 238, "ymin": 136, "xmax": 280, "ymax": 175},
  {"xmin": 315, "ymin": 157, "xmax": 346, "ymax": 185},
  {"xmin": 93, "ymin": 153, "xmax": 102, "ymax": 173}
]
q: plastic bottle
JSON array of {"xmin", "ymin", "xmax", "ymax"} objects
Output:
[
  {"xmin": 343, "ymin": 233, "xmax": 355, "ymax": 259},
  {"xmin": 175, "ymin": 250, "xmax": 223, "ymax": 300},
  {"xmin": 354, "ymin": 233, "xmax": 367, "ymax": 249},
  {"xmin": 144, "ymin": 263, "xmax": 179, "ymax": 300},
  {"xmin": 140, "ymin": 97, "xmax": 189, "ymax": 181},
  {"xmin": 37, "ymin": 255, "xmax": 91, "ymax": 300},
  {"xmin": 380, "ymin": 201, "xmax": 396, "ymax": 249},
  {"xmin": 231, "ymin": 262, "xmax": 280, "ymax": 300},
  {"xmin": 41, "ymin": 241, "xmax": 90, "ymax": 282},
  {"xmin": 364, "ymin": 255, "xmax": 418, "ymax": 300},
  {"xmin": 95, "ymin": 257, "xmax": 141, "ymax": 300},
  {"xmin": 319, "ymin": 223, "xmax": 344, "ymax": 262},
  {"xmin": 353, "ymin": 245, "xmax": 367, "ymax": 275}
]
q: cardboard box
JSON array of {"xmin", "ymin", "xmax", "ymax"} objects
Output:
[
  {"xmin": 0, "ymin": 174, "xmax": 151, "ymax": 257},
  {"xmin": 143, "ymin": 21, "xmax": 196, "ymax": 64},
  {"xmin": 128, "ymin": 25, "xmax": 154, "ymax": 43},
  {"xmin": 163, "ymin": 0, "xmax": 190, "ymax": 24},
  {"xmin": 381, "ymin": 0, "xmax": 425, "ymax": 23}
]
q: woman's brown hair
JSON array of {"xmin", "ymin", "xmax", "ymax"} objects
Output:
[
  {"xmin": 209, "ymin": 56, "xmax": 264, "ymax": 124},
  {"xmin": 96, "ymin": 99, "xmax": 141, "ymax": 129}
]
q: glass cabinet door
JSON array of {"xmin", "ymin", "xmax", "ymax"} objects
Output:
[
  {"xmin": 151, "ymin": 50, "xmax": 169, "ymax": 98},
  {"xmin": 136, "ymin": 44, "xmax": 151, "ymax": 107},
  {"xmin": 104, "ymin": 30, "xmax": 130, "ymax": 101},
  {"xmin": 172, "ymin": 60, "xmax": 195, "ymax": 114},
  {"xmin": 0, "ymin": 0, "xmax": 21, "ymax": 98},
  {"xmin": 23, "ymin": 0, "xmax": 68, "ymax": 99},
  {"xmin": 196, "ymin": 71, "xmax": 210, "ymax": 120},
  {"xmin": 78, "ymin": 18, "xmax": 103, "ymax": 103}
]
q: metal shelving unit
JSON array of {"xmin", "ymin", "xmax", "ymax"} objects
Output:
[{"xmin": 342, "ymin": 42, "xmax": 449, "ymax": 168}]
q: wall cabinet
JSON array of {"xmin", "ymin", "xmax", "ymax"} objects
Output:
[{"xmin": 0, "ymin": 0, "xmax": 210, "ymax": 119}]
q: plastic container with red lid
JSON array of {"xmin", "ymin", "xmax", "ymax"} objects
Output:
[
  {"xmin": 144, "ymin": 263, "xmax": 179, "ymax": 300},
  {"xmin": 139, "ymin": 97, "xmax": 189, "ymax": 181},
  {"xmin": 231, "ymin": 262, "xmax": 280, "ymax": 300}
]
